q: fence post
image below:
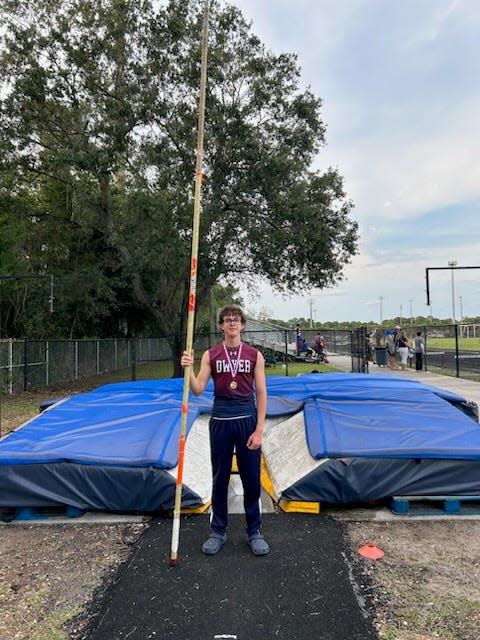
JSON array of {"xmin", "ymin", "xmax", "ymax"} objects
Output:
[
  {"xmin": 45, "ymin": 340, "xmax": 49, "ymax": 386},
  {"xmin": 8, "ymin": 339, "xmax": 13, "ymax": 394},
  {"xmin": 454, "ymin": 323, "xmax": 459, "ymax": 378},
  {"xmin": 23, "ymin": 338, "xmax": 28, "ymax": 391},
  {"xmin": 137, "ymin": 338, "xmax": 141, "ymax": 365},
  {"xmin": 284, "ymin": 330, "xmax": 289, "ymax": 376},
  {"xmin": 350, "ymin": 331, "xmax": 355, "ymax": 372},
  {"xmin": 350, "ymin": 328, "xmax": 368, "ymax": 373},
  {"xmin": 131, "ymin": 337, "xmax": 137, "ymax": 381},
  {"xmin": 423, "ymin": 325, "xmax": 428, "ymax": 372},
  {"xmin": 74, "ymin": 341, "xmax": 78, "ymax": 380}
]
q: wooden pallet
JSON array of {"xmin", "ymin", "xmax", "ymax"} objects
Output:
[
  {"xmin": 0, "ymin": 505, "xmax": 85, "ymax": 522},
  {"xmin": 390, "ymin": 495, "xmax": 480, "ymax": 516}
]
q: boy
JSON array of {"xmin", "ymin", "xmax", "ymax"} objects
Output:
[{"xmin": 180, "ymin": 305, "xmax": 269, "ymax": 556}]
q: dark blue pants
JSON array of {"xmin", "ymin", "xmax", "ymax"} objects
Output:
[
  {"xmin": 209, "ymin": 415, "xmax": 262, "ymax": 536},
  {"xmin": 415, "ymin": 352, "xmax": 423, "ymax": 370}
]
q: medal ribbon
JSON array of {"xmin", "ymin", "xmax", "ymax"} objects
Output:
[{"xmin": 223, "ymin": 343, "xmax": 243, "ymax": 382}]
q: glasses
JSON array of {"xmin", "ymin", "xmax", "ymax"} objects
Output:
[{"xmin": 222, "ymin": 317, "xmax": 242, "ymax": 325}]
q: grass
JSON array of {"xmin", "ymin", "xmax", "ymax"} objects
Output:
[
  {"xmin": 34, "ymin": 606, "xmax": 83, "ymax": 640},
  {"xmin": 427, "ymin": 337, "xmax": 480, "ymax": 350},
  {"xmin": 420, "ymin": 337, "xmax": 480, "ymax": 382},
  {"xmin": 390, "ymin": 592, "xmax": 480, "ymax": 640},
  {"xmin": 265, "ymin": 361, "xmax": 335, "ymax": 376}
]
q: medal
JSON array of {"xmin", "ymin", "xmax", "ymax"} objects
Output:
[{"xmin": 223, "ymin": 342, "xmax": 242, "ymax": 391}]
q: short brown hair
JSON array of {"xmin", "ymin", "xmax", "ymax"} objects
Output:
[{"xmin": 218, "ymin": 305, "xmax": 246, "ymax": 325}]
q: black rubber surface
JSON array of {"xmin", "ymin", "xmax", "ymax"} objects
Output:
[{"xmin": 83, "ymin": 513, "xmax": 378, "ymax": 640}]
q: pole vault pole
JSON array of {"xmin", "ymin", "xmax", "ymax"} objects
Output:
[{"xmin": 170, "ymin": 2, "xmax": 209, "ymax": 566}]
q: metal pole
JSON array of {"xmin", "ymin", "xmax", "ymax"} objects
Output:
[
  {"xmin": 170, "ymin": 3, "xmax": 209, "ymax": 566},
  {"xmin": 451, "ymin": 269, "xmax": 456, "ymax": 323},
  {"xmin": 454, "ymin": 322, "xmax": 459, "ymax": 378},
  {"xmin": 8, "ymin": 339, "xmax": 13, "ymax": 395},
  {"xmin": 131, "ymin": 336, "xmax": 136, "ymax": 381},
  {"xmin": 49, "ymin": 275, "xmax": 54, "ymax": 313},
  {"xmin": 448, "ymin": 260, "xmax": 457, "ymax": 323},
  {"xmin": 46, "ymin": 340, "xmax": 50, "ymax": 385},
  {"xmin": 23, "ymin": 338, "xmax": 28, "ymax": 392}
]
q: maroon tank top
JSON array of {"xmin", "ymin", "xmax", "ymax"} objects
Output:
[{"xmin": 209, "ymin": 342, "xmax": 258, "ymax": 399}]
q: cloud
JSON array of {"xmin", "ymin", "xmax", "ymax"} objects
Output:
[{"xmin": 232, "ymin": 1, "xmax": 480, "ymax": 322}]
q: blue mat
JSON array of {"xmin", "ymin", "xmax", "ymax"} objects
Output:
[
  {"xmin": 1, "ymin": 373, "xmax": 479, "ymax": 514},
  {"xmin": 1, "ymin": 373, "xmax": 479, "ymax": 469}
]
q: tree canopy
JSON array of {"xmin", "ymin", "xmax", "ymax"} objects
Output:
[{"xmin": 0, "ymin": 0, "xmax": 358, "ymax": 368}]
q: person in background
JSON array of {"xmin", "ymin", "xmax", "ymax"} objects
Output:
[
  {"xmin": 366, "ymin": 332, "xmax": 374, "ymax": 363},
  {"xmin": 314, "ymin": 331, "xmax": 326, "ymax": 350},
  {"xmin": 385, "ymin": 329, "xmax": 398, "ymax": 369},
  {"xmin": 296, "ymin": 328, "xmax": 303, "ymax": 355},
  {"xmin": 414, "ymin": 330, "xmax": 425, "ymax": 371},
  {"xmin": 299, "ymin": 337, "xmax": 309, "ymax": 354},
  {"xmin": 393, "ymin": 325, "xmax": 401, "ymax": 350},
  {"xmin": 396, "ymin": 329, "xmax": 410, "ymax": 371},
  {"xmin": 314, "ymin": 331, "xmax": 327, "ymax": 357}
]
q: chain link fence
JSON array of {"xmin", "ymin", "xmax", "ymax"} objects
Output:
[
  {"xmin": 0, "ymin": 327, "xmax": 361, "ymax": 394},
  {"xmin": 2, "ymin": 324, "xmax": 476, "ymax": 394},
  {"xmin": 369, "ymin": 323, "xmax": 480, "ymax": 379},
  {"xmin": 0, "ymin": 338, "xmax": 171, "ymax": 394}
]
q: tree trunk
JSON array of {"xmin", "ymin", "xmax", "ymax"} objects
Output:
[{"xmin": 169, "ymin": 331, "xmax": 185, "ymax": 378}]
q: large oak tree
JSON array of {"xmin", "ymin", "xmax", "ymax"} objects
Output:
[{"xmin": 0, "ymin": 0, "xmax": 358, "ymax": 370}]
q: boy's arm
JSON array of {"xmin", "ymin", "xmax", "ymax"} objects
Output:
[
  {"xmin": 247, "ymin": 351, "xmax": 267, "ymax": 450},
  {"xmin": 180, "ymin": 349, "xmax": 211, "ymax": 396}
]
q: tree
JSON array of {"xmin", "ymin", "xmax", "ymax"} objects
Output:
[
  {"xmin": 118, "ymin": 0, "xmax": 358, "ymax": 373},
  {"xmin": 0, "ymin": 0, "xmax": 358, "ymax": 373},
  {"xmin": 0, "ymin": 0, "xmax": 160, "ymax": 337},
  {"xmin": 195, "ymin": 283, "xmax": 244, "ymax": 334}
]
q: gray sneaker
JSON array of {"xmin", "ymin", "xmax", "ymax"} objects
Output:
[
  {"xmin": 248, "ymin": 532, "xmax": 270, "ymax": 556},
  {"xmin": 201, "ymin": 532, "xmax": 227, "ymax": 555}
]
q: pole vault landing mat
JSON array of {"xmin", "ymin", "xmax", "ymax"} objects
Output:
[{"xmin": 82, "ymin": 513, "xmax": 377, "ymax": 640}]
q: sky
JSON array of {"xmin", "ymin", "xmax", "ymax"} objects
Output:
[{"xmin": 230, "ymin": 0, "xmax": 480, "ymax": 324}]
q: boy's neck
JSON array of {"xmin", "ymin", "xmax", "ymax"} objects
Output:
[{"xmin": 224, "ymin": 337, "xmax": 242, "ymax": 348}]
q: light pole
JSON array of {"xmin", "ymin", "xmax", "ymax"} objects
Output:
[
  {"xmin": 425, "ymin": 265, "xmax": 480, "ymax": 325},
  {"xmin": 448, "ymin": 260, "xmax": 457, "ymax": 323},
  {"xmin": 308, "ymin": 297, "xmax": 318, "ymax": 328}
]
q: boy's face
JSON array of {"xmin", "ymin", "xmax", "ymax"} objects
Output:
[{"xmin": 220, "ymin": 314, "xmax": 244, "ymax": 337}]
